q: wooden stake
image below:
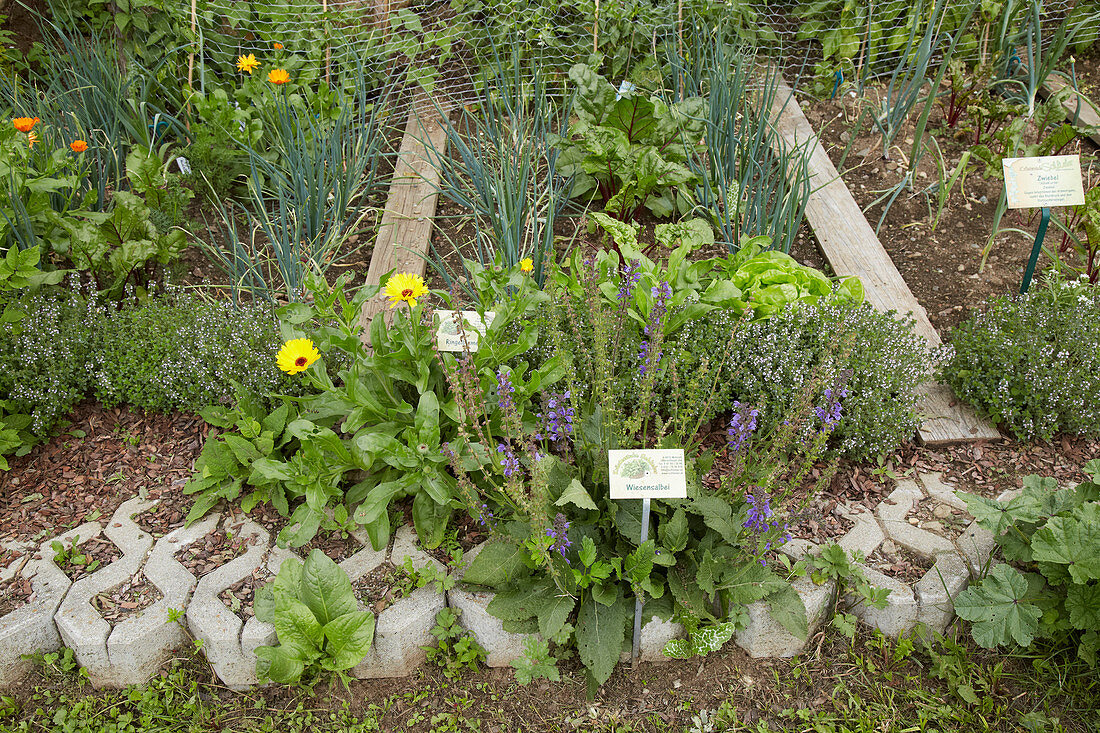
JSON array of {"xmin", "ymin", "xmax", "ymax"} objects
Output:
[
  {"xmin": 323, "ymin": 0, "xmax": 331, "ymax": 85},
  {"xmin": 593, "ymin": 0, "xmax": 599, "ymax": 56},
  {"xmin": 186, "ymin": 0, "xmax": 197, "ymax": 116}
]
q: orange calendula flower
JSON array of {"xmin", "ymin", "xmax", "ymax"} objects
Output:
[
  {"xmin": 236, "ymin": 53, "xmax": 260, "ymax": 75},
  {"xmin": 70, "ymin": 140, "xmax": 88, "ymax": 153},
  {"xmin": 273, "ymin": 42, "xmax": 284, "ymax": 50},
  {"xmin": 12, "ymin": 117, "xmax": 40, "ymax": 133},
  {"xmin": 267, "ymin": 68, "xmax": 290, "ymax": 85}
]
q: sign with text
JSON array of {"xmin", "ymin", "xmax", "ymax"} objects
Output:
[
  {"xmin": 434, "ymin": 310, "xmax": 495, "ymax": 352},
  {"xmin": 608, "ymin": 449, "xmax": 687, "ymax": 500},
  {"xmin": 1003, "ymin": 155, "xmax": 1085, "ymax": 209}
]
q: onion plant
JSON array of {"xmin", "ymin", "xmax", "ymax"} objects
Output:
[
  {"xmin": 425, "ymin": 43, "xmax": 573, "ymax": 289},
  {"xmin": 669, "ymin": 28, "xmax": 813, "ymax": 254}
]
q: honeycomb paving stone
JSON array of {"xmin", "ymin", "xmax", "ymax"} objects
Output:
[
  {"xmin": 618, "ymin": 615, "xmax": 687, "ymax": 664},
  {"xmin": 918, "ymin": 472, "xmax": 971, "ymax": 511},
  {"xmin": 914, "ymin": 553, "xmax": 970, "ymax": 633},
  {"xmin": 834, "ymin": 505, "xmax": 885, "ymax": 557},
  {"xmin": 850, "ymin": 566, "xmax": 917, "ymax": 638},
  {"xmin": 0, "ymin": 522, "xmax": 101, "ymax": 686},
  {"xmin": 886, "ymin": 521, "xmax": 957, "ymax": 559},
  {"xmin": 186, "ymin": 517, "xmax": 269, "ymax": 690},
  {"xmin": 735, "ymin": 577, "xmax": 834, "ymax": 658},
  {"xmin": 55, "ymin": 498, "xmax": 156, "ymax": 687},
  {"xmin": 355, "ymin": 584, "xmax": 447, "ymax": 678},
  {"xmin": 448, "ymin": 542, "xmax": 529, "ymax": 668},
  {"xmin": 875, "ymin": 483, "xmax": 924, "ymax": 527},
  {"xmin": 102, "ymin": 513, "xmax": 221, "ymax": 687}
]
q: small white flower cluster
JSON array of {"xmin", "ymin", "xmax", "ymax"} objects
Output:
[{"xmin": 943, "ymin": 275, "xmax": 1100, "ymax": 440}]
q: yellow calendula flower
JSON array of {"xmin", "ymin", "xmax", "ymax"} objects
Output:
[
  {"xmin": 267, "ymin": 68, "xmax": 291, "ymax": 85},
  {"xmin": 519, "ymin": 257, "xmax": 533, "ymax": 273},
  {"xmin": 236, "ymin": 54, "xmax": 260, "ymax": 75},
  {"xmin": 384, "ymin": 272, "xmax": 428, "ymax": 309},
  {"xmin": 276, "ymin": 338, "xmax": 320, "ymax": 375}
]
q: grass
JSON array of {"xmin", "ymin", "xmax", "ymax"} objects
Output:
[{"xmin": 3, "ymin": 627, "xmax": 1097, "ymax": 732}]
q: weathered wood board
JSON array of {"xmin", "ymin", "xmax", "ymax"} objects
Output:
[
  {"xmin": 358, "ymin": 98, "xmax": 450, "ymax": 344},
  {"xmin": 1037, "ymin": 75, "xmax": 1100, "ymax": 148},
  {"xmin": 768, "ymin": 78, "xmax": 1000, "ymax": 444}
]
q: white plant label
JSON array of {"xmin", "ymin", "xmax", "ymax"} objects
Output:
[
  {"xmin": 1003, "ymin": 155, "xmax": 1085, "ymax": 209},
  {"xmin": 608, "ymin": 449, "xmax": 687, "ymax": 500},
  {"xmin": 434, "ymin": 310, "xmax": 495, "ymax": 352}
]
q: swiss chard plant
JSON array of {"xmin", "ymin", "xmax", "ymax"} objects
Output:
[
  {"xmin": 553, "ymin": 64, "xmax": 705, "ymax": 221},
  {"xmin": 953, "ymin": 463, "xmax": 1100, "ymax": 666},
  {"xmin": 253, "ymin": 549, "xmax": 375, "ymax": 687}
]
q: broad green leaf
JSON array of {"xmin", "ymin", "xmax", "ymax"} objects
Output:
[
  {"xmin": 536, "ymin": 593, "xmax": 576, "ymax": 643},
  {"xmin": 954, "ymin": 564, "xmax": 1041, "ymax": 648},
  {"xmin": 575, "ymin": 596, "xmax": 629, "ymax": 685},
  {"xmin": 254, "ymin": 644, "xmax": 306, "ymax": 684},
  {"xmin": 269, "ymin": 598, "xmax": 323, "ymax": 656},
  {"xmin": 221, "ymin": 433, "xmax": 262, "ymax": 466},
  {"xmin": 659, "ymin": 508, "xmax": 689, "ymax": 553},
  {"xmin": 692, "ymin": 495, "xmax": 740, "ymax": 544},
  {"xmin": 486, "ymin": 581, "xmax": 552, "ymax": 622},
  {"xmin": 299, "ymin": 549, "xmax": 357, "ymax": 626},
  {"xmin": 555, "ymin": 479, "xmax": 598, "ymax": 511},
  {"xmin": 320, "ymin": 610, "xmax": 376, "ymax": 670},
  {"xmin": 765, "ymin": 585, "xmax": 808, "ymax": 641},
  {"xmin": 464, "ymin": 538, "xmax": 528, "ymax": 587},
  {"xmin": 1030, "ymin": 505, "xmax": 1100, "ymax": 583},
  {"xmin": 412, "ymin": 491, "xmax": 451, "ymax": 550},
  {"xmin": 1065, "ymin": 583, "xmax": 1100, "ymax": 631}
]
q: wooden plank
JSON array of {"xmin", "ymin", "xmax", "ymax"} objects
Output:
[
  {"xmin": 358, "ymin": 97, "xmax": 450, "ymax": 343},
  {"xmin": 1037, "ymin": 75, "xmax": 1100, "ymax": 148},
  {"xmin": 768, "ymin": 77, "xmax": 1001, "ymax": 445}
]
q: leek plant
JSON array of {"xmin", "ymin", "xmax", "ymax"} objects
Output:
[
  {"xmin": 669, "ymin": 27, "xmax": 813, "ymax": 254},
  {"xmin": 870, "ymin": 0, "xmax": 950, "ymax": 159},
  {"xmin": 425, "ymin": 43, "xmax": 573, "ymax": 289},
  {"xmin": 198, "ymin": 70, "xmax": 395, "ymax": 303}
]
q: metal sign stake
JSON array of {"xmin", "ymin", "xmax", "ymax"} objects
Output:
[
  {"xmin": 1020, "ymin": 206, "xmax": 1051, "ymax": 294},
  {"xmin": 631, "ymin": 497, "xmax": 651, "ymax": 668}
]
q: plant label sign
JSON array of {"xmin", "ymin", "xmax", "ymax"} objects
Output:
[
  {"xmin": 434, "ymin": 310, "xmax": 495, "ymax": 352},
  {"xmin": 1003, "ymin": 155, "xmax": 1085, "ymax": 209},
  {"xmin": 608, "ymin": 449, "xmax": 687, "ymax": 500}
]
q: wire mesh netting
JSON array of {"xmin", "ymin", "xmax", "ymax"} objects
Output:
[{"xmin": 173, "ymin": 0, "xmax": 1092, "ymax": 110}]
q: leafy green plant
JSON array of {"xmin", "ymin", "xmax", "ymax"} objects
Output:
[
  {"xmin": 511, "ymin": 636, "xmax": 560, "ymax": 684},
  {"xmin": 423, "ymin": 607, "xmax": 486, "ymax": 679},
  {"xmin": 554, "ymin": 63, "xmax": 705, "ymax": 221},
  {"xmin": 954, "ymin": 464, "xmax": 1100, "ymax": 665},
  {"xmin": 125, "ymin": 144, "xmax": 194, "ymax": 231},
  {"xmin": 51, "ymin": 536, "xmax": 100, "ymax": 574},
  {"xmin": 940, "ymin": 272, "xmax": 1100, "ymax": 440},
  {"xmin": 48, "ymin": 191, "xmax": 186, "ymax": 295},
  {"xmin": 253, "ymin": 549, "xmax": 375, "ymax": 687}
]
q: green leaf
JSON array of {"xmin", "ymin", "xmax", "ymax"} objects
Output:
[
  {"xmin": 691, "ymin": 495, "xmax": 740, "ymax": 544},
  {"xmin": 954, "ymin": 564, "xmax": 1042, "ymax": 648},
  {"xmin": 575, "ymin": 596, "xmax": 629, "ymax": 686},
  {"xmin": 663, "ymin": 622, "xmax": 737, "ymax": 660},
  {"xmin": 1030, "ymin": 504, "xmax": 1100, "ymax": 583},
  {"xmin": 1066, "ymin": 583, "xmax": 1100, "ymax": 631},
  {"xmin": 536, "ymin": 593, "xmax": 576, "ymax": 643},
  {"xmin": 659, "ymin": 508, "xmax": 689, "ymax": 553},
  {"xmin": 254, "ymin": 644, "xmax": 306, "ymax": 684},
  {"xmin": 555, "ymin": 479, "xmax": 598, "ymax": 511},
  {"xmin": 269, "ymin": 598, "xmax": 323, "ymax": 656},
  {"xmin": 765, "ymin": 585, "xmax": 808, "ymax": 641},
  {"xmin": 320, "ymin": 610, "xmax": 375, "ymax": 671},
  {"xmin": 412, "ymin": 491, "xmax": 451, "ymax": 550},
  {"xmin": 463, "ymin": 538, "xmax": 528, "ymax": 587},
  {"xmin": 299, "ymin": 549, "xmax": 357, "ymax": 626}
]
